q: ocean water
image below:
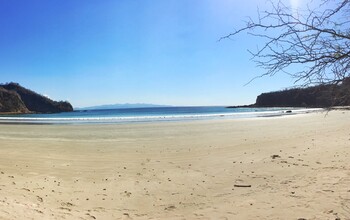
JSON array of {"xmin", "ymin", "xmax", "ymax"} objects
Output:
[{"xmin": 0, "ymin": 106, "xmax": 318, "ymax": 124}]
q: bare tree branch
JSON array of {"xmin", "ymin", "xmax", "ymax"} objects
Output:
[{"xmin": 221, "ymin": 0, "xmax": 350, "ymax": 86}]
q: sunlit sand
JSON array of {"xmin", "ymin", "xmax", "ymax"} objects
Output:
[{"xmin": 0, "ymin": 110, "xmax": 349, "ymax": 219}]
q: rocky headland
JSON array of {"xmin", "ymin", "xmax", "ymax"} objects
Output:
[
  {"xmin": 0, "ymin": 83, "xmax": 73, "ymax": 114},
  {"xmin": 229, "ymin": 78, "xmax": 350, "ymax": 108}
]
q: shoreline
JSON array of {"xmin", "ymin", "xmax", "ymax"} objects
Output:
[
  {"xmin": 0, "ymin": 107, "xmax": 323, "ymax": 125},
  {"xmin": 0, "ymin": 110, "xmax": 349, "ymax": 219}
]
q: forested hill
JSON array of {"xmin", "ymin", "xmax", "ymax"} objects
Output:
[{"xmin": 0, "ymin": 83, "xmax": 73, "ymax": 114}]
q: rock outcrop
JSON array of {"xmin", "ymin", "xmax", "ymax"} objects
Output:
[
  {"xmin": 0, "ymin": 83, "xmax": 73, "ymax": 114},
  {"xmin": 228, "ymin": 78, "xmax": 350, "ymax": 108},
  {"xmin": 0, "ymin": 87, "xmax": 30, "ymax": 114},
  {"xmin": 255, "ymin": 79, "xmax": 350, "ymax": 108}
]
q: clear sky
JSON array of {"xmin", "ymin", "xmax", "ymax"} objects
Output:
[{"xmin": 0, "ymin": 0, "xmax": 300, "ymax": 108}]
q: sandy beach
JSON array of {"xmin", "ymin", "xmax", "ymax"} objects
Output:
[{"xmin": 0, "ymin": 110, "xmax": 349, "ymax": 220}]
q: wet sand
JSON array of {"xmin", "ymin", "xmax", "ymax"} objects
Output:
[{"xmin": 0, "ymin": 110, "xmax": 349, "ymax": 219}]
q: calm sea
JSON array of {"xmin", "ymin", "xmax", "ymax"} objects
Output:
[{"xmin": 0, "ymin": 106, "xmax": 317, "ymax": 124}]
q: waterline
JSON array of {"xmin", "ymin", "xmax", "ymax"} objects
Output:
[{"xmin": 0, "ymin": 107, "xmax": 322, "ymax": 124}]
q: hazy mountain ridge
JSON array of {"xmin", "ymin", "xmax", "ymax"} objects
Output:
[
  {"xmin": 77, "ymin": 103, "xmax": 171, "ymax": 110},
  {"xmin": 0, "ymin": 83, "xmax": 73, "ymax": 114}
]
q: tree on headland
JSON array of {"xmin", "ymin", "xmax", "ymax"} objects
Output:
[{"xmin": 222, "ymin": 0, "xmax": 350, "ymax": 87}]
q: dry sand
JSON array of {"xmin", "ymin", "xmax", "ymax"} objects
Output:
[{"xmin": 0, "ymin": 110, "xmax": 349, "ymax": 220}]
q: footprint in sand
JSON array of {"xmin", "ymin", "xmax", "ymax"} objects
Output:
[
  {"xmin": 121, "ymin": 191, "xmax": 132, "ymax": 197},
  {"xmin": 86, "ymin": 213, "xmax": 96, "ymax": 219},
  {"xmin": 36, "ymin": 196, "xmax": 43, "ymax": 203},
  {"xmin": 61, "ymin": 202, "xmax": 74, "ymax": 207},
  {"xmin": 122, "ymin": 213, "xmax": 133, "ymax": 219},
  {"xmin": 164, "ymin": 205, "xmax": 176, "ymax": 211}
]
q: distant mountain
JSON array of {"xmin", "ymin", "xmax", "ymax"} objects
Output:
[
  {"xmin": 0, "ymin": 82, "xmax": 73, "ymax": 114},
  {"xmin": 77, "ymin": 103, "xmax": 171, "ymax": 110}
]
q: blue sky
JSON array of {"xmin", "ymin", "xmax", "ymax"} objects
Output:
[{"xmin": 0, "ymin": 0, "xmax": 299, "ymax": 107}]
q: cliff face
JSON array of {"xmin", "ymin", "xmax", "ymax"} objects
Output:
[
  {"xmin": 255, "ymin": 79, "xmax": 350, "ymax": 108},
  {"xmin": 0, "ymin": 87, "xmax": 30, "ymax": 113},
  {"xmin": 0, "ymin": 83, "xmax": 73, "ymax": 114}
]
